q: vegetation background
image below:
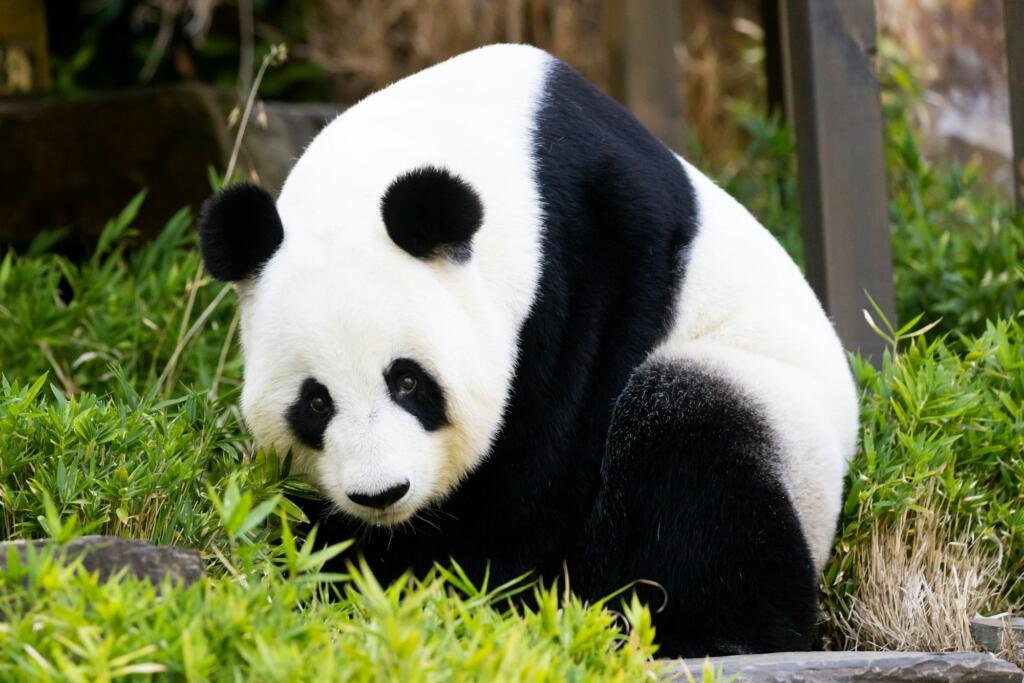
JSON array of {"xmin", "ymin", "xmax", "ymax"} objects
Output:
[
  {"xmin": 1, "ymin": 0, "xmax": 1022, "ymax": 679},
  {"xmin": 42, "ymin": 1, "xmax": 1016, "ymax": 179}
]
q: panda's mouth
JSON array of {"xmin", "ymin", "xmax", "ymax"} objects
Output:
[
  {"xmin": 344, "ymin": 499, "xmax": 418, "ymax": 527},
  {"xmin": 369, "ymin": 506, "xmax": 410, "ymax": 525}
]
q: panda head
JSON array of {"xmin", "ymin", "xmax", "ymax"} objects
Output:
[{"xmin": 198, "ymin": 165, "xmax": 517, "ymax": 527}]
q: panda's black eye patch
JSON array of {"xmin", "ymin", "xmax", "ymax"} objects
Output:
[
  {"xmin": 287, "ymin": 378, "xmax": 335, "ymax": 450},
  {"xmin": 384, "ymin": 359, "xmax": 448, "ymax": 431}
]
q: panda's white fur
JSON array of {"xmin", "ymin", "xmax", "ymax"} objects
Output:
[{"xmin": 203, "ymin": 43, "xmax": 859, "ymax": 655}]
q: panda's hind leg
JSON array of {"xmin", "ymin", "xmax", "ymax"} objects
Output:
[{"xmin": 572, "ymin": 359, "xmax": 817, "ymax": 658}]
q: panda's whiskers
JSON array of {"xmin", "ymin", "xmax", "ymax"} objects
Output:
[
  {"xmin": 408, "ymin": 511, "xmax": 440, "ymax": 534},
  {"xmin": 415, "ymin": 506, "xmax": 450, "ymax": 531},
  {"xmin": 423, "ymin": 505, "xmax": 459, "ymax": 524},
  {"xmin": 320, "ymin": 499, "xmax": 377, "ymax": 541}
]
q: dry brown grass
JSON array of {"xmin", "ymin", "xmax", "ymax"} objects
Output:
[
  {"xmin": 151, "ymin": 0, "xmax": 766, "ymax": 163},
  {"xmin": 997, "ymin": 619, "xmax": 1024, "ymax": 668},
  {"xmin": 833, "ymin": 503, "xmax": 1006, "ymax": 653},
  {"xmin": 304, "ymin": 0, "xmax": 610, "ymax": 104},
  {"xmin": 876, "ymin": 0, "xmax": 1007, "ymax": 91},
  {"xmin": 156, "ymin": 0, "xmax": 1015, "ymax": 178},
  {"xmin": 303, "ymin": 0, "xmax": 764, "ymax": 163},
  {"xmin": 876, "ymin": 0, "xmax": 1013, "ymax": 189}
]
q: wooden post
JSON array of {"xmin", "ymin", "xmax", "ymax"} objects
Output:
[
  {"xmin": 761, "ymin": 0, "xmax": 786, "ymax": 116},
  {"xmin": 1006, "ymin": 0, "xmax": 1024, "ymax": 210},
  {"xmin": 0, "ymin": 0, "xmax": 50, "ymax": 96},
  {"xmin": 606, "ymin": 0, "xmax": 686, "ymax": 153},
  {"xmin": 780, "ymin": 0, "xmax": 895, "ymax": 362}
]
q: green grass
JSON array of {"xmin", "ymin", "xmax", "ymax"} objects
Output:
[
  {"xmin": 1, "ymin": 547, "xmax": 660, "ymax": 681},
  {"xmin": 1, "ymin": 44, "xmax": 1022, "ymax": 677},
  {"xmin": 0, "ymin": 204, "xmax": 671, "ymax": 680},
  {"xmin": 825, "ymin": 321, "xmax": 1024, "ymax": 642}
]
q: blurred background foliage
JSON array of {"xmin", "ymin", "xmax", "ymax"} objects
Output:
[
  {"xmin": 46, "ymin": 0, "xmax": 328, "ymax": 100},
  {"xmin": 43, "ymin": 0, "xmax": 1015, "ymax": 181}
]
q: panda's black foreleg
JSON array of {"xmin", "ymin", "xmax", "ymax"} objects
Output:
[{"xmin": 570, "ymin": 359, "xmax": 818, "ymax": 659}]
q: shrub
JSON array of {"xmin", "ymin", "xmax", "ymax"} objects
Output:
[
  {"xmin": 881, "ymin": 48, "xmax": 1024, "ymax": 336},
  {"xmin": 0, "ymin": 533, "xmax": 658, "ymax": 681},
  {"xmin": 0, "ymin": 375, "xmax": 282, "ymax": 551},
  {"xmin": 0, "ymin": 194, "xmax": 239, "ymax": 399},
  {"xmin": 822, "ymin": 320, "xmax": 1024, "ymax": 646}
]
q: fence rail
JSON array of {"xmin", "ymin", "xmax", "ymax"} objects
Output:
[
  {"xmin": 778, "ymin": 0, "xmax": 896, "ymax": 362},
  {"xmin": 1007, "ymin": 0, "xmax": 1024, "ymax": 210}
]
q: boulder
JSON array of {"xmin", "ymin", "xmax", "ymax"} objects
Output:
[
  {"xmin": 0, "ymin": 535, "xmax": 205, "ymax": 587},
  {"xmin": 668, "ymin": 650, "xmax": 1023, "ymax": 682},
  {"xmin": 972, "ymin": 615, "xmax": 1024, "ymax": 660}
]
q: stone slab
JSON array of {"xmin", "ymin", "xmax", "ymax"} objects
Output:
[
  {"xmin": 972, "ymin": 615, "xmax": 1024, "ymax": 659},
  {"xmin": 667, "ymin": 650, "xmax": 1023, "ymax": 682},
  {"xmin": 0, "ymin": 535, "xmax": 204, "ymax": 587}
]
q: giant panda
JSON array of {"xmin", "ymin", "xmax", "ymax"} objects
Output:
[{"xmin": 198, "ymin": 44, "xmax": 858, "ymax": 658}]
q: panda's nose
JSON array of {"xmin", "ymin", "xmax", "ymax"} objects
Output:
[{"xmin": 347, "ymin": 481, "xmax": 410, "ymax": 509}]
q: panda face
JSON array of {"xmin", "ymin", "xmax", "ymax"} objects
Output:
[
  {"xmin": 230, "ymin": 170, "xmax": 523, "ymax": 527},
  {"xmin": 236, "ymin": 250, "xmax": 511, "ymax": 525}
]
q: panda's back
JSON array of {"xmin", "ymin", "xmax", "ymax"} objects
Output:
[{"xmin": 408, "ymin": 45, "xmax": 859, "ymax": 568}]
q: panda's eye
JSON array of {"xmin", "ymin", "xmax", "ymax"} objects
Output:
[
  {"xmin": 396, "ymin": 374, "xmax": 417, "ymax": 396},
  {"xmin": 287, "ymin": 378, "xmax": 334, "ymax": 451},
  {"xmin": 384, "ymin": 359, "xmax": 447, "ymax": 431}
]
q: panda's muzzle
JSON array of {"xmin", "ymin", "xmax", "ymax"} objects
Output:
[{"xmin": 346, "ymin": 480, "xmax": 410, "ymax": 509}]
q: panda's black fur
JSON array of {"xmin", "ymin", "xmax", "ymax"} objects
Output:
[
  {"xmin": 381, "ymin": 166, "xmax": 484, "ymax": 262},
  {"xmin": 290, "ymin": 61, "xmax": 818, "ymax": 658},
  {"xmin": 198, "ymin": 183, "xmax": 283, "ymax": 282}
]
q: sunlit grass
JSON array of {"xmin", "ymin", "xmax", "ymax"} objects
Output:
[
  {"xmin": 0, "ymin": 205, "xmax": 672, "ymax": 679},
  {"xmin": 0, "ymin": 542, "xmax": 661, "ymax": 681}
]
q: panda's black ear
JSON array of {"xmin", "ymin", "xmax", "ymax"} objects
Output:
[
  {"xmin": 381, "ymin": 166, "xmax": 483, "ymax": 261},
  {"xmin": 198, "ymin": 183, "xmax": 284, "ymax": 281}
]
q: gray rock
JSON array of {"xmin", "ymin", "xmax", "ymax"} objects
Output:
[
  {"xmin": 972, "ymin": 615, "xmax": 1024, "ymax": 659},
  {"xmin": 667, "ymin": 650, "xmax": 1023, "ymax": 682},
  {"xmin": 232, "ymin": 100, "xmax": 341, "ymax": 195},
  {"xmin": 0, "ymin": 535, "xmax": 204, "ymax": 587},
  {"xmin": 0, "ymin": 85, "xmax": 342, "ymax": 248}
]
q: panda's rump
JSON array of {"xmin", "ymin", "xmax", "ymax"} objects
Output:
[
  {"xmin": 653, "ymin": 343, "xmax": 849, "ymax": 569},
  {"xmin": 578, "ymin": 356, "xmax": 820, "ymax": 656}
]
